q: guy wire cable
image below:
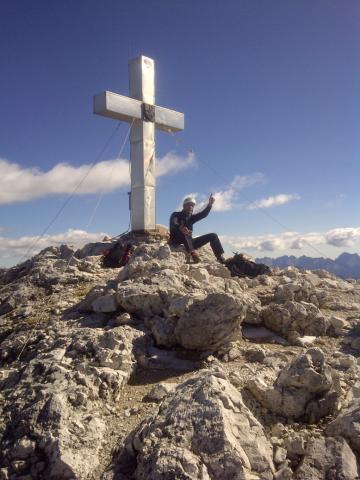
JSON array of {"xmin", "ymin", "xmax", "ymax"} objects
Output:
[
  {"xmin": 18, "ymin": 122, "xmax": 122, "ymax": 265},
  {"xmin": 62, "ymin": 119, "xmax": 135, "ymax": 272},
  {"xmin": 84, "ymin": 119, "xmax": 134, "ymax": 234}
]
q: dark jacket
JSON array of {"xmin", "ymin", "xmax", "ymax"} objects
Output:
[{"xmin": 169, "ymin": 204, "xmax": 212, "ymax": 244}]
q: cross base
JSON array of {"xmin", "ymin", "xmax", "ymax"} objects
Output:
[
  {"xmin": 131, "ymin": 225, "xmax": 168, "ymax": 236},
  {"xmin": 127, "ymin": 225, "xmax": 169, "ymax": 242}
]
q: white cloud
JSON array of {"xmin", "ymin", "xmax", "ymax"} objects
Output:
[
  {"xmin": 325, "ymin": 227, "xmax": 360, "ymax": 247},
  {"xmin": 247, "ymin": 194, "xmax": 300, "ymax": 210},
  {"xmin": 157, "ymin": 150, "xmax": 196, "ymax": 176},
  {"xmin": 0, "ymin": 151, "xmax": 195, "ymax": 204},
  {"xmin": 2, "ymin": 225, "xmax": 360, "ymax": 264},
  {"xmin": 213, "ymin": 174, "xmax": 266, "ymax": 212},
  {"xmin": 0, "ymin": 229, "xmax": 108, "ymax": 260},
  {"xmin": 221, "ymin": 227, "xmax": 360, "ymax": 253},
  {"xmin": 182, "ymin": 173, "xmax": 265, "ymax": 213}
]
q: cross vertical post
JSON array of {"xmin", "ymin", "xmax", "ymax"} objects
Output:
[{"xmin": 128, "ymin": 56, "xmax": 156, "ymax": 231}]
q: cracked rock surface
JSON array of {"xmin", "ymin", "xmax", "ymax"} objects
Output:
[
  {"xmin": 116, "ymin": 367, "xmax": 275, "ymax": 480},
  {"xmin": 1, "ymin": 239, "xmax": 360, "ymax": 479}
]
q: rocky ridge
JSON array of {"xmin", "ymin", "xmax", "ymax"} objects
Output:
[{"xmin": 1, "ymin": 239, "xmax": 360, "ymax": 479}]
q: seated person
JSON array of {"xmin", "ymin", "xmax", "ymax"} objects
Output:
[{"xmin": 169, "ymin": 195, "xmax": 226, "ymax": 264}]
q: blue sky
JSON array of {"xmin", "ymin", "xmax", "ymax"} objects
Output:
[{"xmin": 0, "ymin": 0, "xmax": 359, "ymax": 266}]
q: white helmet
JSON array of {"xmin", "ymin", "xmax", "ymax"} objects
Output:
[{"xmin": 183, "ymin": 196, "xmax": 196, "ymax": 206}]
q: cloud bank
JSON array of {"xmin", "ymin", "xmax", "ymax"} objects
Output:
[
  {"xmin": 247, "ymin": 194, "xmax": 300, "ymax": 210},
  {"xmin": 0, "ymin": 229, "xmax": 108, "ymax": 260},
  {"xmin": 1, "ymin": 226, "xmax": 360, "ymax": 263},
  {"xmin": 0, "ymin": 151, "xmax": 196, "ymax": 204},
  {"xmin": 221, "ymin": 227, "xmax": 360, "ymax": 252}
]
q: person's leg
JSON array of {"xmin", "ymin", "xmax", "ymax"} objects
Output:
[
  {"xmin": 192, "ymin": 233, "xmax": 225, "ymax": 261},
  {"xmin": 170, "ymin": 234, "xmax": 200, "ymax": 262},
  {"xmin": 183, "ymin": 235, "xmax": 202, "ymax": 262},
  {"xmin": 170, "ymin": 232, "xmax": 194, "ymax": 252},
  {"xmin": 183, "ymin": 234, "xmax": 195, "ymax": 252}
]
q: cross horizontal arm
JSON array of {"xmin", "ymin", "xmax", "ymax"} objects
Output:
[
  {"xmin": 94, "ymin": 91, "xmax": 184, "ymax": 132},
  {"xmin": 94, "ymin": 91, "xmax": 142, "ymax": 123},
  {"xmin": 154, "ymin": 106, "xmax": 184, "ymax": 133}
]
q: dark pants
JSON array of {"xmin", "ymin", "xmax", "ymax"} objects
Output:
[{"xmin": 183, "ymin": 233, "xmax": 224, "ymax": 259}]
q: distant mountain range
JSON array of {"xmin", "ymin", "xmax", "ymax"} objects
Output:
[{"xmin": 256, "ymin": 252, "xmax": 360, "ymax": 279}]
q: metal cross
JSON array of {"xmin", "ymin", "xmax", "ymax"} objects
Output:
[{"xmin": 93, "ymin": 55, "xmax": 184, "ymax": 232}]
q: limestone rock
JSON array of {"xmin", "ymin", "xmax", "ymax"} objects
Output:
[
  {"xmin": 92, "ymin": 293, "xmax": 118, "ymax": 313},
  {"xmin": 147, "ymin": 315, "xmax": 178, "ymax": 348},
  {"xmin": 294, "ymin": 437, "xmax": 358, "ymax": 479},
  {"xmin": 242, "ymin": 293, "xmax": 263, "ymax": 325},
  {"xmin": 205, "ymin": 263, "xmax": 231, "ymax": 279},
  {"xmin": 247, "ymin": 348, "xmax": 339, "ymax": 422},
  {"xmin": 174, "ymin": 292, "xmax": 246, "ymax": 351},
  {"xmin": 112, "ymin": 312, "xmax": 132, "ymax": 326},
  {"xmin": 119, "ymin": 368, "xmax": 275, "ymax": 479},
  {"xmin": 75, "ymin": 241, "xmax": 112, "ymax": 258},
  {"xmin": 330, "ymin": 315, "xmax": 348, "ymax": 330},
  {"xmin": 326, "ymin": 398, "xmax": 360, "ymax": 454},
  {"xmin": 275, "ymin": 466, "xmax": 293, "ymax": 480},
  {"xmin": 144, "ymin": 382, "xmax": 176, "ymax": 403},
  {"xmin": 261, "ymin": 301, "xmax": 329, "ymax": 342},
  {"xmin": 3, "ymin": 237, "xmax": 360, "ymax": 480},
  {"xmin": 77, "ymin": 285, "xmax": 106, "ymax": 312},
  {"xmin": 244, "ymin": 346, "xmax": 267, "ymax": 363},
  {"xmin": 351, "ymin": 337, "xmax": 360, "ymax": 350},
  {"xmin": 285, "ymin": 436, "xmax": 306, "ymax": 456},
  {"xmin": 187, "ymin": 266, "xmax": 210, "ymax": 283},
  {"xmin": 145, "ymin": 292, "xmax": 246, "ymax": 352},
  {"xmin": 274, "ymin": 446, "xmax": 287, "ymax": 464},
  {"xmin": 118, "ymin": 243, "xmax": 185, "ymax": 282},
  {"xmin": 0, "ymin": 325, "xmax": 143, "ymax": 478},
  {"xmin": 116, "ymin": 270, "xmax": 186, "ymax": 317}
]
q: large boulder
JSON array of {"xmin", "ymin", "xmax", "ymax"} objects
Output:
[
  {"xmin": 326, "ymin": 399, "xmax": 360, "ymax": 455},
  {"xmin": 119, "ymin": 368, "xmax": 275, "ymax": 479},
  {"xmin": 174, "ymin": 292, "xmax": 246, "ymax": 350},
  {"xmin": 242, "ymin": 293, "xmax": 263, "ymax": 325},
  {"xmin": 261, "ymin": 300, "xmax": 329, "ymax": 342},
  {"xmin": 294, "ymin": 437, "xmax": 358, "ymax": 480},
  {"xmin": 147, "ymin": 292, "xmax": 246, "ymax": 351},
  {"xmin": 115, "ymin": 247, "xmax": 249, "ymax": 352},
  {"xmin": 116, "ymin": 269, "xmax": 186, "ymax": 317},
  {"xmin": 247, "ymin": 348, "xmax": 340, "ymax": 422},
  {"xmin": 75, "ymin": 240, "xmax": 112, "ymax": 258},
  {"xmin": 118, "ymin": 243, "xmax": 186, "ymax": 282}
]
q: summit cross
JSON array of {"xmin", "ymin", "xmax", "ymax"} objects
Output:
[{"xmin": 93, "ymin": 55, "xmax": 184, "ymax": 232}]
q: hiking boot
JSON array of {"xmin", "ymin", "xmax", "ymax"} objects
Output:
[
  {"xmin": 191, "ymin": 251, "xmax": 201, "ymax": 264},
  {"xmin": 185, "ymin": 252, "xmax": 191, "ymax": 263}
]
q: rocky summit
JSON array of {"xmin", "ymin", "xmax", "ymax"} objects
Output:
[{"xmin": 1, "ymin": 239, "xmax": 360, "ymax": 479}]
